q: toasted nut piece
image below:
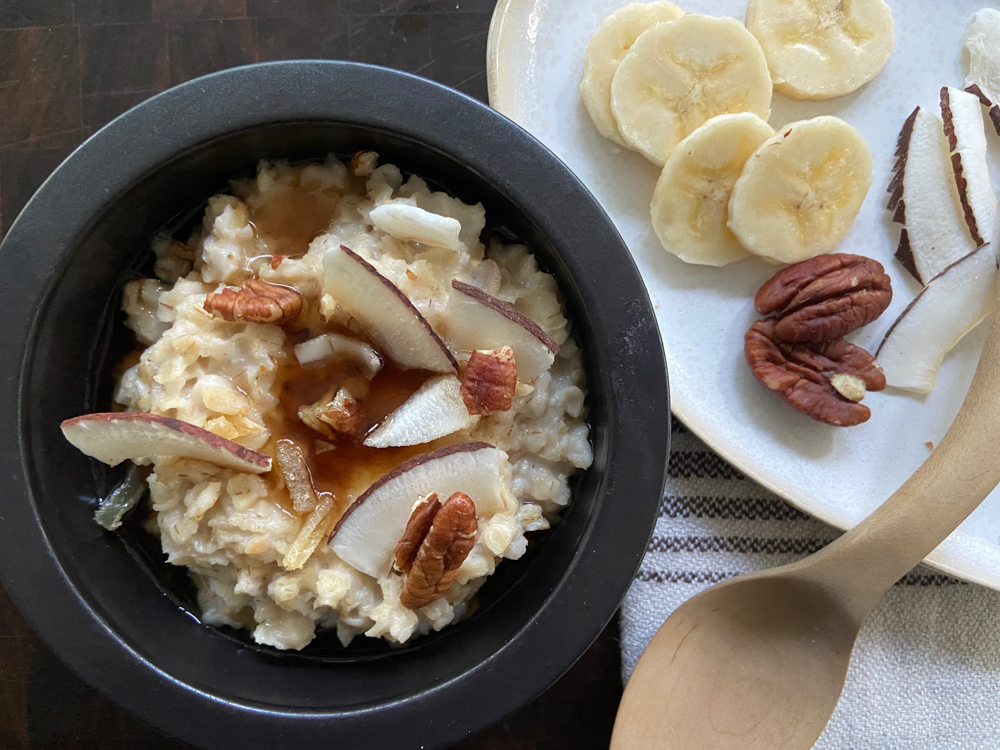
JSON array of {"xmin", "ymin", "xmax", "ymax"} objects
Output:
[
  {"xmin": 754, "ymin": 254, "xmax": 892, "ymax": 344},
  {"xmin": 205, "ymin": 279, "xmax": 303, "ymax": 325},
  {"xmin": 829, "ymin": 373, "xmax": 867, "ymax": 402},
  {"xmin": 320, "ymin": 388, "xmax": 364, "ymax": 435},
  {"xmin": 394, "ymin": 494, "xmax": 441, "ymax": 574},
  {"xmin": 298, "ymin": 387, "xmax": 365, "ymax": 439},
  {"xmin": 351, "ymin": 149, "xmax": 378, "ymax": 177},
  {"xmin": 461, "ymin": 346, "xmax": 517, "ymax": 415},
  {"xmin": 298, "ymin": 405, "xmax": 333, "ymax": 439},
  {"xmin": 745, "ymin": 319, "xmax": 885, "ymax": 427},
  {"xmin": 399, "ymin": 492, "xmax": 477, "ymax": 610},
  {"xmin": 270, "ymin": 254, "xmax": 288, "ymax": 270}
]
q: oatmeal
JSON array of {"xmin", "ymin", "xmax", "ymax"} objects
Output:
[{"xmin": 64, "ymin": 153, "xmax": 592, "ymax": 650}]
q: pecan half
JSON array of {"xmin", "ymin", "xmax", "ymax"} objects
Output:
[
  {"xmin": 754, "ymin": 254, "xmax": 892, "ymax": 344},
  {"xmin": 205, "ymin": 279, "xmax": 303, "ymax": 325},
  {"xmin": 461, "ymin": 346, "xmax": 517, "ymax": 415},
  {"xmin": 397, "ymin": 492, "xmax": 477, "ymax": 610},
  {"xmin": 745, "ymin": 320, "xmax": 886, "ymax": 427},
  {"xmin": 394, "ymin": 494, "xmax": 441, "ymax": 574}
]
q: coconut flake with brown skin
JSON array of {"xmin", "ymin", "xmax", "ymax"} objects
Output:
[
  {"xmin": 443, "ymin": 281, "xmax": 558, "ymax": 381},
  {"xmin": 887, "ymin": 106, "xmax": 978, "ymax": 284},
  {"xmin": 363, "ymin": 374, "xmax": 479, "ymax": 449},
  {"xmin": 876, "ymin": 244, "xmax": 998, "ymax": 393},
  {"xmin": 61, "ymin": 412, "xmax": 272, "ymax": 473},
  {"xmin": 329, "ymin": 442, "xmax": 504, "ymax": 579},
  {"xmin": 323, "ymin": 244, "xmax": 458, "ymax": 373},
  {"xmin": 941, "ymin": 86, "xmax": 998, "ymax": 251}
]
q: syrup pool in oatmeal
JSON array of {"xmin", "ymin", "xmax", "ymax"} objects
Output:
[{"xmin": 61, "ymin": 153, "xmax": 592, "ymax": 650}]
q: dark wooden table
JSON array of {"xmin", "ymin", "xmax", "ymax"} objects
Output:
[{"xmin": 0, "ymin": 1, "xmax": 624, "ymax": 747}]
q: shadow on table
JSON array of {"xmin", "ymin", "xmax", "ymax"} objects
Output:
[{"xmin": 14, "ymin": 617, "xmax": 621, "ymax": 750}]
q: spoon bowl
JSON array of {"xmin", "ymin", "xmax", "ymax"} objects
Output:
[
  {"xmin": 614, "ymin": 278, "xmax": 1000, "ymax": 749},
  {"xmin": 614, "ymin": 572, "xmax": 860, "ymax": 749}
]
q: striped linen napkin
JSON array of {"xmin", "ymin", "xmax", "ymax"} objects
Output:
[{"xmin": 621, "ymin": 418, "xmax": 1000, "ymax": 749}]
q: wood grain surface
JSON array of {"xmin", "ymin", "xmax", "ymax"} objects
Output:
[{"xmin": 0, "ymin": 1, "xmax": 624, "ymax": 747}]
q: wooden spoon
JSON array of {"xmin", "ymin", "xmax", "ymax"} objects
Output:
[{"xmin": 612, "ymin": 298, "xmax": 1000, "ymax": 750}]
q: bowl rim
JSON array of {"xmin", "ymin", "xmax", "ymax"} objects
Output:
[{"xmin": 0, "ymin": 60, "xmax": 669, "ymax": 749}]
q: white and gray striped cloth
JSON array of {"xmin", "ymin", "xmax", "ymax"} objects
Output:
[{"xmin": 621, "ymin": 418, "xmax": 1000, "ymax": 749}]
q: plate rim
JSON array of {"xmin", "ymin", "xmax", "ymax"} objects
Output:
[{"xmin": 486, "ymin": 0, "xmax": 1000, "ymax": 592}]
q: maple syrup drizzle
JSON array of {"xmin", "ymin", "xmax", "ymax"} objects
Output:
[
  {"xmin": 267, "ymin": 327, "xmax": 442, "ymax": 519},
  {"xmin": 234, "ymin": 174, "xmax": 342, "ymax": 259},
  {"xmin": 241, "ymin": 166, "xmax": 448, "ymax": 518},
  {"xmin": 117, "ymin": 169, "xmax": 456, "ymax": 524}
]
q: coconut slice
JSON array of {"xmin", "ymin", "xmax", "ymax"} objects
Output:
[
  {"xmin": 363, "ymin": 374, "xmax": 478, "ymax": 448},
  {"xmin": 330, "ymin": 442, "xmax": 504, "ymax": 579},
  {"xmin": 887, "ymin": 106, "xmax": 979, "ymax": 284},
  {"xmin": 61, "ymin": 413, "xmax": 272, "ymax": 473},
  {"xmin": 876, "ymin": 245, "xmax": 998, "ymax": 393},
  {"xmin": 941, "ymin": 86, "xmax": 998, "ymax": 250},
  {"xmin": 294, "ymin": 332, "xmax": 382, "ymax": 379},
  {"xmin": 443, "ymin": 281, "xmax": 558, "ymax": 381},
  {"xmin": 965, "ymin": 83, "xmax": 1000, "ymax": 139},
  {"xmin": 369, "ymin": 202, "xmax": 464, "ymax": 252},
  {"xmin": 323, "ymin": 245, "xmax": 457, "ymax": 373},
  {"xmin": 965, "ymin": 8, "xmax": 1000, "ymax": 135}
]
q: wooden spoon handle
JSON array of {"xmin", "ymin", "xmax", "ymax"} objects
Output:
[{"xmin": 797, "ymin": 286, "xmax": 1000, "ymax": 616}]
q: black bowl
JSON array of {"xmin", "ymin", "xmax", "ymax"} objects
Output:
[{"xmin": 0, "ymin": 61, "xmax": 669, "ymax": 749}]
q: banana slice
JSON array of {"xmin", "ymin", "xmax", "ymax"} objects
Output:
[
  {"xmin": 610, "ymin": 14, "xmax": 773, "ymax": 166},
  {"xmin": 580, "ymin": 1, "xmax": 684, "ymax": 147},
  {"xmin": 746, "ymin": 0, "xmax": 894, "ymax": 101},
  {"xmin": 651, "ymin": 113, "xmax": 774, "ymax": 266},
  {"xmin": 728, "ymin": 116, "xmax": 873, "ymax": 264}
]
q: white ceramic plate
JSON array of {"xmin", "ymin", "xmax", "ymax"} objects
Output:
[{"xmin": 487, "ymin": 0, "xmax": 1000, "ymax": 589}]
